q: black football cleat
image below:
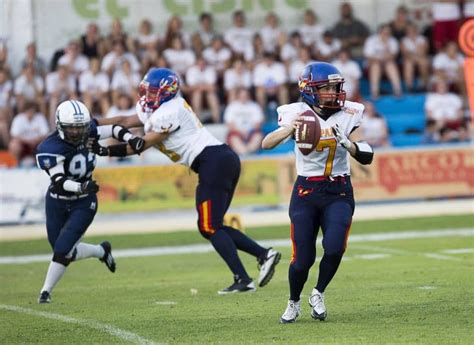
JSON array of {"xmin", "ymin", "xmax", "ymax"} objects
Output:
[
  {"xmin": 100, "ymin": 241, "xmax": 116, "ymax": 273},
  {"xmin": 38, "ymin": 291, "xmax": 51, "ymax": 304},
  {"xmin": 218, "ymin": 275, "xmax": 256, "ymax": 295}
]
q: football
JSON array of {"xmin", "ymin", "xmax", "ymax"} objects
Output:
[{"xmin": 294, "ymin": 110, "xmax": 321, "ymax": 155}]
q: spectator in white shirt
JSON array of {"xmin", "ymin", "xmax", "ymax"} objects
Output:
[
  {"xmin": 425, "ymin": 78, "xmax": 463, "ymax": 131},
  {"xmin": 110, "ymin": 60, "xmax": 140, "ymax": 105},
  {"xmin": 101, "ymin": 40, "xmax": 140, "ymax": 76},
  {"xmin": 401, "ymin": 23, "xmax": 430, "ymax": 92},
  {"xmin": 135, "ymin": 19, "xmax": 160, "ymax": 60},
  {"xmin": 14, "ymin": 63, "xmax": 45, "ymax": 113},
  {"xmin": 192, "ymin": 13, "xmax": 217, "ymax": 50},
  {"xmin": 360, "ymin": 101, "xmax": 389, "ymax": 147},
  {"xmin": 58, "ymin": 40, "xmax": 90, "ymax": 76},
  {"xmin": 186, "ymin": 56, "xmax": 220, "ymax": 123},
  {"xmin": 224, "ymin": 88, "xmax": 264, "ymax": 155},
  {"xmin": 163, "ymin": 35, "xmax": 196, "ymax": 78},
  {"xmin": 0, "ymin": 68, "xmax": 12, "ymax": 147},
  {"xmin": 253, "ymin": 52, "xmax": 288, "ymax": 109},
  {"xmin": 331, "ymin": 49, "xmax": 362, "ymax": 100},
  {"xmin": 20, "ymin": 42, "xmax": 47, "ymax": 77},
  {"xmin": 106, "ymin": 93, "xmax": 136, "ymax": 118},
  {"xmin": 363, "ymin": 24, "xmax": 402, "ymax": 99},
  {"xmin": 288, "ymin": 47, "xmax": 315, "ymax": 102},
  {"xmin": 79, "ymin": 57, "xmax": 110, "ymax": 116},
  {"xmin": 259, "ymin": 12, "xmax": 285, "ymax": 54},
  {"xmin": 280, "ymin": 31, "xmax": 305, "ymax": 67},
  {"xmin": 224, "ymin": 10, "xmax": 255, "ymax": 56},
  {"xmin": 9, "ymin": 101, "xmax": 49, "ymax": 164},
  {"xmin": 163, "ymin": 15, "xmax": 191, "ymax": 49},
  {"xmin": 46, "ymin": 62, "xmax": 77, "ymax": 125},
  {"xmin": 224, "ymin": 57, "xmax": 252, "ymax": 102},
  {"xmin": 202, "ymin": 36, "xmax": 232, "ymax": 79},
  {"xmin": 315, "ymin": 30, "xmax": 342, "ymax": 62},
  {"xmin": 432, "ymin": 41, "xmax": 465, "ymax": 95},
  {"xmin": 298, "ymin": 9, "xmax": 325, "ymax": 47}
]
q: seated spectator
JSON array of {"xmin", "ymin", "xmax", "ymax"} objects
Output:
[
  {"xmin": 192, "ymin": 13, "xmax": 217, "ymax": 50},
  {"xmin": 280, "ymin": 31, "xmax": 305, "ymax": 67},
  {"xmin": 224, "ymin": 88, "xmax": 264, "ymax": 155},
  {"xmin": 224, "ymin": 10, "xmax": 254, "ymax": 57},
  {"xmin": 250, "ymin": 34, "xmax": 266, "ymax": 66},
  {"xmin": 79, "ymin": 57, "xmax": 110, "ymax": 116},
  {"xmin": 314, "ymin": 30, "xmax": 341, "ymax": 62},
  {"xmin": 110, "ymin": 60, "xmax": 140, "ymax": 105},
  {"xmin": 202, "ymin": 35, "xmax": 232, "ymax": 79},
  {"xmin": 253, "ymin": 52, "xmax": 288, "ymax": 111},
  {"xmin": 58, "ymin": 40, "xmax": 90, "ymax": 76},
  {"xmin": 389, "ymin": 5, "xmax": 412, "ymax": 41},
  {"xmin": 106, "ymin": 93, "xmax": 136, "ymax": 118},
  {"xmin": 288, "ymin": 47, "xmax": 315, "ymax": 102},
  {"xmin": 46, "ymin": 62, "xmax": 77, "ymax": 125},
  {"xmin": 432, "ymin": 1, "xmax": 461, "ymax": 52},
  {"xmin": 332, "ymin": 2, "xmax": 370, "ymax": 59},
  {"xmin": 0, "ymin": 67, "xmax": 12, "ymax": 148},
  {"xmin": 14, "ymin": 63, "xmax": 45, "ymax": 113},
  {"xmin": 9, "ymin": 101, "xmax": 49, "ymax": 165},
  {"xmin": 163, "ymin": 15, "xmax": 191, "ymax": 49},
  {"xmin": 425, "ymin": 79, "xmax": 463, "ymax": 131},
  {"xmin": 163, "ymin": 35, "xmax": 196, "ymax": 78},
  {"xmin": 298, "ymin": 9, "xmax": 325, "ymax": 47},
  {"xmin": 432, "ymin": 41, "xmax": 465, "ymax": 95},
  {"xmin": 185, "ymin": 56, "xmax": 220, "ymax": 123},
  {"xmin": 105, "ymin": 18, "xmax": 134, "ymax": 52},
  {"xmin": 422, "ymin": 119, "xmax": 441, "ymax": 144},
  {"xmin": 20, "ymin": 42, "xmax": 47, "ymax": 77},
  {"xmin": 259, "ymin": 12, "xmax": 285, "ymax": 54},
  {"xmin": 331, "ymin": 49, "xmax": 362, "ymax": 100},
  {"xmin": 360, "ymin": 101, "xmax": 390, "ymax": 147},
  {"xmin": 135, "ymin": 19, "xmax": 160, "ymax": 60},
  {"xmin": 363, "ymin": 24, "xmax": 402, "ymax": 99},
  {"xmin": 223, "ymin": 58, "xmax": 252, "ymax": 102},
  {"xmin": 0, "ymin": 41, "xmax": 11, "ymax": 75},
  {"xmin": 400, "ymin": 23, "xmax": 430, "ymax": 92},
  {"xmin": 80, "ymin": 22, "xmax": 106, "ymax": 59},
  {"xmin": 101, "ymin": 40, "xmax": 140, "ymax": 76}
]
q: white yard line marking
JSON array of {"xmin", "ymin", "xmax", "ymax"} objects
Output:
[
  {"xmin": 441, "ymin": 248, "xmax": 474, "ymax": 254},
  {"xmin": 0, "ymin": 304, "xmax": 159, "ymax": 345},
  {"xmin": 0, "ymin": 228, "xmax": 473, "ymax": 265},
  {"xmin": 418, "ymin": 286, "xmax": 437, "ymax": 290},
  {"xmin": 353, "ymin": 254, "xmax": 391, "ymax": 260},
  {"xmin": 424, "ymin": 253, "xmax": 463, "ymax": 261},
  {"xmin": 154, "ymin": 301, "xmax": 177, "ymax": 305}
]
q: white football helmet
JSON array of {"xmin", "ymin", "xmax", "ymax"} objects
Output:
[{"xmin": 55, "ymin": 100, "xmax": 91, "ymax": 145}]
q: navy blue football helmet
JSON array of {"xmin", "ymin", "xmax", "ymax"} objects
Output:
[
  {"xmin": 298, "ymin": 62, "xmax": 346, "ymax": 109},
  {"xmin": 139, "ymin": 68, "xmax": 180, "ymax": 110}
]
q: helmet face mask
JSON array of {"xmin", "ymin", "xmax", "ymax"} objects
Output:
[
  {"xmin": 139, "ymin": 68, "xmax": 180, "ymax": 111},
  {"xmin": 298, "ymin": 62, "xmax": 346, "ymax": 109},
  {"xmin": 55, "ymin": 100, "xmax": 91, "ymax": 146}
]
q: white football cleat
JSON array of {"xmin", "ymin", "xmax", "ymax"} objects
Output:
[
  {"xmin": 309, "ymin": 288, "xmax": 327, "ymax": 320},
  {"xmin": 280, "ymin": 300, "xmax": 301, "ymax": 324},
  {"xmin": 257, "ymin": 248, "xmax": 281, "ymax": 287}
]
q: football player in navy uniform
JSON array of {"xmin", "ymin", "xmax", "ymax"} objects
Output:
[
  {"xmin": 262, "ymin": 62, "xmax": 374, "ymax": 322},
  {"xmin": 91, "ymin": 68, "xmax": 281, "ymax": 294},
  {"xmin": 35, "ymin": 100, "xmax": 143, "ymax": 303}
]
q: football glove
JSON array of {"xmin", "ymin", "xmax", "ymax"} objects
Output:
[
  {"xmin": 332, "ymin": 124, "xmax": 352, "ymax": 150},
  {"xmin": 81, "ymin": 180, "xmax": 100, "ymax": 194},
  {"xmin": 87, "ymin": 138, "xmax": 110, "ymax": 156},
  {"xmin": 128, "ymin": 136, "xmax": 145, "ymax": 155}
]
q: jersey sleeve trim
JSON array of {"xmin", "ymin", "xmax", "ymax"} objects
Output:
[{"xmin": 36, "ymin": 153, "xmax": 66, "ymax": 171}]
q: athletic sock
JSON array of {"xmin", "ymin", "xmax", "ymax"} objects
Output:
[
  {"xmin": 288, "ymin": 264, "xmax": 309, "ymax": 302},
  {"xmin": 222, "ymin": 226, "xmax": 267, "ymax": 258},
  {"xmin": 74, "ymin": 243, "xmax": 105, "ymax": 261},
  {"xmin": 315, "ymin": 253, "xmax": 343, "ymax": 293},
  {"xmin": 40, "ymin": 261, "xmax": 67, "ymax": 293},
  {"xmin": 210, "ymin": 230, "xmax": 250, "ymax": 280}
]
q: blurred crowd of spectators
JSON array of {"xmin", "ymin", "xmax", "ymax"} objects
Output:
[{"xmin": 0, "ymin": 1, "xmax": 472, "ymax": 166}]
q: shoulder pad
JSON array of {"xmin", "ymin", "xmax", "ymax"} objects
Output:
[
  {"xmin": 277, "ymin": 102, "xmax": 310, "ymax": 127},
  {"xmin": 149, "ymin": 107, "xmax": 180, "ymax": 134},
  {"xmin": 342, "ymin": 101, "xmax": 365, "ymax": 116},
  {"xmin": 36, "ymin": 153, "xmax": 65, "ymax": 170}
]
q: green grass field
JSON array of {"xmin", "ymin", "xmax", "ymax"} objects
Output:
[{"xmin": 0, "ymin": 214, "xmax": 473, "ymax": 344}]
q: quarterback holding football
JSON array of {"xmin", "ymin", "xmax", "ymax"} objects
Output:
[{"xmin": 262, "ymin": 62, "xmax": 374, "ymax": 323}]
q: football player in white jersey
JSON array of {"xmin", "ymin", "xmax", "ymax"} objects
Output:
[
  {"xmin": 94, "ymin": 68, "xmax": 281, "ymax": 294},
  {"xmin": 262, "ymin": 62, "xmax": 374, "ymax": 323}
]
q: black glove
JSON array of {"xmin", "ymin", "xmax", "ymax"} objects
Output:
[
  {"xmin": 81, "ymin": 180, "xmax": 100, "ymax": 194},
  {"xmin": 128, "ymin": 136, "xmax": 145, "ymax": 155},
  {"xmin": 87, "ymin": 138, "xmax": 110, "ymax": 156}
]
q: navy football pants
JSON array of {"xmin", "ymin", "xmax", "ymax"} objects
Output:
[
  {"xmin": 45, "ymin": 193, "xmax": 97, "ymax": 257},
  {"xmin": 288, "ymin": 176, "xmax": 355, "ymax": 300}
]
